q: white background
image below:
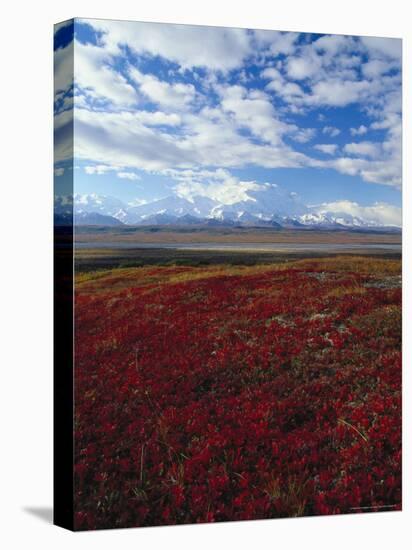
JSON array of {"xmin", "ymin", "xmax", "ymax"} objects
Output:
[{"xmin": 1, "ymin": 0, "xmax": 410, "ymax": 548}]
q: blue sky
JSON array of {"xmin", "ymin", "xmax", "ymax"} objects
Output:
[{"xmin": 54, "ymin": 18, "xmax": 402, "ymax": 225}]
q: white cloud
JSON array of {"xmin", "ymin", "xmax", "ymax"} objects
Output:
[
  {"xmin": 217, "ymin": 84, "xmax": 316, "ymax": 148},
  {"xmin": 266, "ymin": 78, "xmax": 303, "ymax": 98},
  {"xmin": 314, "ymin": 144, "xmax": 338, "ymax": 155},
  {"xmin": 330, "ymin": 154, "xmax": 401, "ymax": 188},
  {"xmin": 54, "ymin": 41, "xmax": 73, "ymax": 96},
  {"xmin": 117, "ymin": 172, "xmax": 140, "ymax": 180},
  {"xmin": 335, "ymin": 84, "xmax": 401, "ymax": 189},
  {"xmin": 261, "ymin": 67, "xmax": 282, "ymax": 80},
  {"xmin": 82, "ymin": 19, "xmax": 252, "ymax": 71},
  {"xmin": 292, "ymin": 128, "xmax": 316, "ymax": 143},
  {"xmin": 314, "ymin": 200, "xmax": 401, "ymax": 227},
  {"xmin": 68, "ymin": 22, "xmax": 401, "ymax": 191},
  {"xmin": 263, "ymin": 33, "xmax": 401, "ymax": 113},
  {"xmin": 262, "ymin": 67, "xmax": 305, "ymax": 102},
  {"xmin": 54, "ymin": 167, "xmax": 65, "ymax": 176},
  {"xmin": 284, "ymin": 35, "xmax": 359, "ymax": 90},
  {"xmin": 310, "ymin": 78, "xmax": 370, "ymax": 107},
  {"xmin": 84, "ymin": 164, "xmax": 118, "ymax": 175},
  {"xmin": 84, "ymin": 164, "xmax": 139, "ymax": 180},
  {"xmin": 253, "ymin": 30, "xmax": 298, "ymax": 56},
  {"xmin": 74, "ymin": 40, "xmax": 137, "ymax": 107},
  {"xmin": 312, "ymin": 34, "xmax": 354, "ymax": 56},
  {"xmin": 129, "ymin": 68, "xmax": 195, "ymax": 110},
  {"xmin": 128, "ymin": 198, "xmax": 148, "ymax": 207},
  {"xmin": 343, "ymin": 141, "xmax": 381, "ymax": 158},
  {"xmin": 350, "ymin": 125, "xmax": 368, "ymax": 136},
  {"xmin": 362, "ymin": 59, "xmax": 393, "ymax": 79},
  {"xmin": 287, "ymin": 55, "xmax": 321, "ymax": 80},
  {"xmin": 331, "ymin": 157, "xmax": 363, "ymax": 177},
  {"xmin": 54, "ymin": 109, "xmax": 73, "ymax": 163},
  {"xmin": 134, "ymin": 111, "xmax": 181, "ymax": 126},
  {"xmin": 360, "ymin": 37, "xmax": 402, "ymax": 60},
  {"xmin": 322, "ymin": 126, "xmax": 341, "ymax": 137},
  {"xmin": 168, "ymin": 168, "xmax": 267, "ymax": 205},
  {"xmin": 73, "ymin": 84, "xmax": 316, "ymax": 173},
  {"xmin": 218, "ymin": 84, "xmax": 289, "ymax": 146},
  {"xmin": 75, "ymin": 108, "xmax": 192, "ymax": 171}
]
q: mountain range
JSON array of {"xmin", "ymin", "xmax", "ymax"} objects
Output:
[{"xmin": 54, "ymin": 190, "xmax": 401, "ymax": 231}]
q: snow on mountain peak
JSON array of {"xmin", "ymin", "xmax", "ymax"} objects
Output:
[{"xmin": 56, "ymin": 190, "xmax": 401, "ymax": 228}]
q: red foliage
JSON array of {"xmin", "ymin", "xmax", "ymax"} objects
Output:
[{"xmin": 74, "ymin": 264, "xmax": 401, "ymax": 529}]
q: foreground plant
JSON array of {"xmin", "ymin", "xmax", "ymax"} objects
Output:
[{"xmin": 74, "ymin": 257, "xmax": 401, "ymax": 529}]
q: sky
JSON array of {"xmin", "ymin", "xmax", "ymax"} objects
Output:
[{"xmin": 54, "ymin": 18, "xmax": 402, "ymax": 225}]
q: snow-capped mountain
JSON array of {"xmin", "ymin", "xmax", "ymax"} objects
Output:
[
  {"xmin": 124, "ymin": 195, "xmax": 217, "ymax": 224},
  {"xmin": 73, "ymin": 193, "xmax": 126, "ymax": 218},
  {"xmin": 74, "ymin": 212, "xmax": 124, "ymax": 226},
  {"xmin": 54, "ymin": 189, "xmax": 401, "ymax": 230}
]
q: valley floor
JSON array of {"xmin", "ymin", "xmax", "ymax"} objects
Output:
[{"xmin": 74, "ymin": 226, "xmax": 402, "ymax": 245}]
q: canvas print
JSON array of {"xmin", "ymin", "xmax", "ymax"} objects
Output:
[{"xmin": 54, "ymin": 18, "xmax": 402, "ymax": 530}]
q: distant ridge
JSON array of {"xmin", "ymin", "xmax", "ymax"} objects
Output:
[{"xmin": 54, "ymin": 193, "xmax": 401, "ymax": 231}]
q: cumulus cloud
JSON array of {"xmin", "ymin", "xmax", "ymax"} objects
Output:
[
  {"xmin": 128, "ymin": 198, "xmax": 148, "ymax": 207},
  {"xmin": 253, "ymin": 30, "xmax": 299, "ymax": 56},
  {"xmin": 65, "ymin": 20, "xmax": 401, "ymax": 192},
  {"xmin": 350, "ymin": 125, "xmax": 368, "ymax": 136},
  {"xmin": 84, "ymin": 164, "xmax": 118, "ymax": 175},
  {"xmin": 261, "ymin": 67, "xmax": 305, "ymax": 103},
  {"xmin": 74, "ymin": 40, "xmax": 137, "ymax": 107},
  {"xmin": 134, "ymin": 111, "xmax": 181, "ymax": 126},
  {"xmin": 84, "ymin": 164, "xmax": 140, "ymax": 181},
  {"xmin": 129, "ymin": 67, "xmax": 196, "ymax": 110},
  {"xmin": 54, "ymin": 108, "xmax": 73, "ymax": 163},
  {"xmin": 73, "ymin": 87, "xmax": 316, "ymax": 173},
  {"xmin": 54, "ymin": 167, "xmax": 65, "ymax": 176},
  {"xmin": 217, "ymin": 84, "xmax": 316, "ymax": 148},
  {"xmin": 54, "ymin": 40, "xmax": 73, "ymax": 96},
  {"xmin": 330, "ymin": 154, "xmax": 401, "ymax": 188},
  {"xmin": 287, "ymin": 55, "xmax": 322, "ymax": 80},
  {"xmin": 262, "ymin": 32, "xmax": 401, "ymax": 118},
  {"xmin": 314, "ymin": 200, "xmax": 401, "ymax": 227},
  {"xmin": 360, "ymin": 36, "xmax": 402, "ymax": 60},
  {"xmin": 293, "ymin": 128, "xmax": 316, "ymax": 143},
  {"xmin": 75, "ymin": 109, "xmax": 191, "ymax": 171},
  {"xmin": 362, "ymin": 59, "xmax": 394, "ymax": 79},
  {"xmin": 312, "ymin": 34, "xmax": 354, "ymax": 56},
  {"xmin": 314, "ymin": 144, "xmax": 338, "ymax": 155},
  {"xmin": 81, "ymin": 19, "xmax": 253, "ymax": 71},
  {"xmin": 333, "ymin": 88, "xmax": 401, "ymax": 188},
  {"xmin": 166, "ymin": 168, "xmax": 267, "ymax": 205},
  {"xmin": 343, "ymin": 141, "xmax": 381, "ymax": 158},
  {"xmin": 117, "ymin": 172, "xmax": 140, "ymax": 180},
  {"xmin": 322, "ymin": 126, "xmax": 341, "ymax": 137},
  {"xmin": 311, "ymin": 79, "xmax": 369, "ymax": 107},
  {"xmin": 218, "ymin": 84, "xmax": 290, "ymax": 146}
]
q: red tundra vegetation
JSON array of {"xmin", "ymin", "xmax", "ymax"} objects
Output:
[{"xmin": 74, "ymin": 256, "xmax": 401, "ymax": 529}]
